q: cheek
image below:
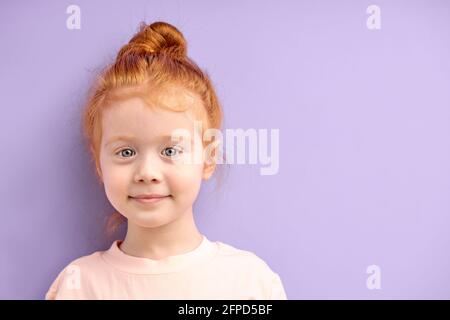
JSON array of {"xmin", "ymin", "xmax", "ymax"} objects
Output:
[
  {"xmin": 169, "ymin": 164, "xmax": 204, "ymax": 195},
  {"xmin": 102, "ymin": 165, "xmax": 130, "ymax": 195}
]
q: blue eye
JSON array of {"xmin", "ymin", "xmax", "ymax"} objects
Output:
[
  {"xmin": 162, "ymin": 146, "xmax": 183, "ymax": 158},
  {"xmin": 116, "ymin": 148, "xmax": 135, "ymax": 158},
  {"xmin": 115, "ymin": 146, "xmax": 183, "ymax": 159}
]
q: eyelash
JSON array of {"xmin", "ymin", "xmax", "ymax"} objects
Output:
[{"xmin": 115, "ymin": 146, "xmax": 184, "ymax": 159}]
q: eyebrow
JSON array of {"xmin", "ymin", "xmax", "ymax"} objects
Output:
[{"xmin": 105, "ymin": 134, "xmax": 191, "ymax": 147}]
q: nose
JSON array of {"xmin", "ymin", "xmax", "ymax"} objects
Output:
[{"xmin": 133, "ymin": 154, "xmax": 164, "ymax": 183}]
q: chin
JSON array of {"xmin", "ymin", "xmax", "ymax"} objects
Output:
[
  {"xmin": 135, "ymin": 221, "xmax": 173, "ymax": 229},
  {"xmin": 129, "ymin": 215, "xmax": 176, "ymax": 229}
]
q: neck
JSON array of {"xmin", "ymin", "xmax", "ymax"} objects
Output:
[{"xmin": 119, "ymin": 206, "xmax": 203, "ymax": 260}]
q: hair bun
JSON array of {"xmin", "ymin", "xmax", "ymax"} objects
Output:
[{"xmin": 118, "ymin": 21, "xmax": 187, "ymax": 61}]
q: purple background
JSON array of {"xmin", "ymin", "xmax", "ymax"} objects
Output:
[{"xmin": 1, "ymin": 0, "xmax": 449, "ymax": 299}]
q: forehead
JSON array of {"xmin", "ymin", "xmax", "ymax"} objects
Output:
[{"xmin": 101, "ymin": 93, "xmax": 204, "ymax": 142}]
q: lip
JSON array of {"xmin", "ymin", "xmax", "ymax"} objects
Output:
[
  {"xmin": 131, "ymin": 194, "xmax": 169, "ymax": 199},
  {"xmin": 129, "ymin": 195, "xmax": 170, "ymax": 204}
]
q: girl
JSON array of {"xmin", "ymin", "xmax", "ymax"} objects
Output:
[{"xmin": 45, "ymin": 21, "xmax": 287, "ymax": 300}]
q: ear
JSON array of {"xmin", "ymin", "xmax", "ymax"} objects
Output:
[
  {"xmin": 96, "ymin": 166, "xmax": 103, "ymax": 184},
  {"xmin": 202, "ymin": 162, "xmax": 216, "ymax": 180},
  {"xmin": 202, "ymin": 139, "xmax": 221, "ymax": 180},
  {"xmin": 91, "ymin": 146, "xmax": 104, "ymax": 184}
]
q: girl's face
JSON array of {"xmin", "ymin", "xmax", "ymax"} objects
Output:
[{"xmin": 98, "ymin": 90, "xmax": 214, "ymax": 229}]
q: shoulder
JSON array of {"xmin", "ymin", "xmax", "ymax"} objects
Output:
[
  {"xmin": 45, "ymin": 249, "xmax": 107, "ymax": 300},
  {"xmin": 214, "ymin": 241, "xmax": 273, "ymax": 272},
  {"xmin": 212, "ymin": 240, "xmax": 287, "ymax": 299},
  {"xmin": 215, "ymin": 241, "xmax": 267, "ymax": 265},
  {"xmin": 57, "ymin": 250, "xmax": 106, "ymax": 278}
]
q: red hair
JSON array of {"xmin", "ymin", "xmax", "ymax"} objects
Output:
[{"xmin": 82, "ymin": 21, "xmax": 226, "ymax": 238}]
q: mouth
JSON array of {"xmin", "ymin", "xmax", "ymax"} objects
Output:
[{"xmin": 128, "ymin": 195, "xmax": 171, "ymax": 204}]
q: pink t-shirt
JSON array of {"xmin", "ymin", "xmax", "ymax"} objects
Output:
[{"xmin": 45, "ymin": 235, "xmax": 287, "ymax": 300}]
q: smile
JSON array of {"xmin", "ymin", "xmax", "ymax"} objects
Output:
[{"xmin": 129, "ymin": 196, "xmax": 170, "ymax": 204}]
